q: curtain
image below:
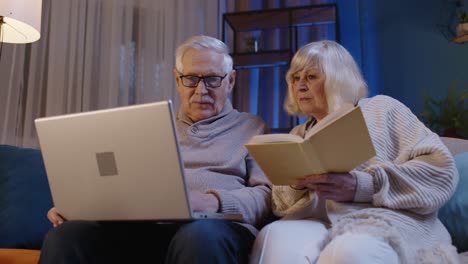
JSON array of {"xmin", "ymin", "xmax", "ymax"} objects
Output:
[{"xmin": 0, "ymin": 0, "xmax": 220, "ymax": 148}]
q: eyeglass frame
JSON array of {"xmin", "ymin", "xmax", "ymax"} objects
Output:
[{"xmin": 177, "ymin": 71, "xmax": 228, "ymax": 88}]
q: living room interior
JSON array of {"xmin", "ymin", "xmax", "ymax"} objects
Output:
[{"xmin": 1, "ymin": 0, "xmax": 467, "ymax": 263}]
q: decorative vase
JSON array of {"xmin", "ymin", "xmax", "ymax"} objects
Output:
[
  {"xmin": 456, "ymin": 23, "xmax": 468, "ymax": 37},
  {"xmin": 245, "ymin": 36, "xmax": 259, "ymax": 53}
]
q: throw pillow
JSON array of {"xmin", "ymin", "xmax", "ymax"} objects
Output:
[
  {"xmin": 439, "ymin": 151, "xmax": 468, "ymax": 252},
  {"xmin": 0, "ymin": 145, "xmax": 53, "ymax": 249}
]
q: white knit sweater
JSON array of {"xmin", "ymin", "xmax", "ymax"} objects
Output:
[{"xmin": 272, "ymin": 95, "xmax": 460, "ymax": 263}]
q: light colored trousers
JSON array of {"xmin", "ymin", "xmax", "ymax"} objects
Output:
[{"xmin": 250, "ymin": 220, "xmax": 399, "ymax": 264}]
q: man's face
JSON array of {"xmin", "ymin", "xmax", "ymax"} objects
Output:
[{"xmin": 175, "ymin": 48, "xmax": 235, "ymax": 123}]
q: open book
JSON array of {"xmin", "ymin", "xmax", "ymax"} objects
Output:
[{"xmin": 245, "ymin": 105, "xmax": 376, "ymax": 185}]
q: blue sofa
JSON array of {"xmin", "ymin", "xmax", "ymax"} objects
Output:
[
  {"xmin": 0, "ymin": 145, "xmax": 53, "ymax": 249},
  {"xmin": 0, "ymin": 137, "xmax": 467, "ymax": 262}
]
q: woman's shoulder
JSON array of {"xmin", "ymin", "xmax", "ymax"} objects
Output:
[
  {"xmin": 290, "ymin": 123, "xmax": 306, "ymax": 136},
  {"xmin": 358, "ymin": 95, "xmax": 410, "ymax": 113},
  {"xmin": 290, "ymin": 118, "xmax": 315, "ymax": 137}
]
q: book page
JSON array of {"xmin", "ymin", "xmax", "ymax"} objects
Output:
[
  {"xmin": 245, "ymin": 142, "xmax": 315, "ymax": 185},
  {"xmin": 305, "ymin": 104, "xmax": 355, "ymax": 139},
  {"xmin": 247, "ymin": 133, "xmax": 304, "ymax": 144},
  {"xmin": 306, "ymin": 106, "xmax": 376, "ymax": 173}
]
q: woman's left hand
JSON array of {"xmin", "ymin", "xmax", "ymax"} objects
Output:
[{"xmin": 294, "ymin": 173, "xmax": 357, "ymax": 202}]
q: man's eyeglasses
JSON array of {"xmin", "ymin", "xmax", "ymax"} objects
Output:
[{"xmin": 178, "ymin": 73, "xmax": 228, "ymax": 88}]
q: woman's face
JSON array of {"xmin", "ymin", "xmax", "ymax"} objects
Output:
[{"xmin": 291, "ymin": 68, "xmax": 328, "ymax": 120}]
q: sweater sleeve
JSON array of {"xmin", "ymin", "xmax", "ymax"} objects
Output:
[
  {"xmin": 213, "ymin": 154, "xmax": 273, "ymax": 227},
  {"xmin": 356, "ymin": 95, "xmax": 459, "ymax": 215},
  {"xmin": 208, "ymin": 119, "xmax": 273, "ymax": 228}
]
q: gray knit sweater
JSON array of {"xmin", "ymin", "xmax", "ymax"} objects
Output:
[
  {"xmin": 176, "ymin": 100, "xmax": 272, "ymax": 235},
  {"xmin": 272, "ymin": 95, "xmax": 460, "ymax": 263}
]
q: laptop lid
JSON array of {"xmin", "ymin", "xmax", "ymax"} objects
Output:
[{"xmin": 35, "ymin": 100, "xmax": 196, "ymax": 221}]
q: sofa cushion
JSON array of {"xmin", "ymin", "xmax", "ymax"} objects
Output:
[
  {"xmin": 440, "ymin": 137, "xmax": 468, "ymax": 156},
  {"xmin": 0, "ymin": 145, "xmax": 53, "ymax": 249},
  {"xmin": 439, "ymin": 151, "xmax": 468, "ymax": 252}
]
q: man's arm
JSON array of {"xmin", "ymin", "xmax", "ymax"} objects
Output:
[{"xmin": 207, "ymin": 116, "xmax": 273, "ymax": 227}]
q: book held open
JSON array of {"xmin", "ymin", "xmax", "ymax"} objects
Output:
[{"xmin": 245, "ymin": 105, "xmax": 376, "ymax": 185}]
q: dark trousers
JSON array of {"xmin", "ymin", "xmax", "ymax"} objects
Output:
[{"xmin": 39, "ymin": 219, "xmax": 255, "ymax": 264}]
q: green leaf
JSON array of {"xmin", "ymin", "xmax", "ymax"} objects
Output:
[{"xmin": 419, "ymin": 82, "xmax": 468, "ymax": 138}]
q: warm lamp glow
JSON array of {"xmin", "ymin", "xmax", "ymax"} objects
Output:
[{"xmin": 0, "ymin": 0, "xmax": 42, "ymax": 44}]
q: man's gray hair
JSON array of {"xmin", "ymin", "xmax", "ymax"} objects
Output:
[
  {"xmin": 284, "ymin": 40, "xmax": 368, "ymax": 116},
  {"xmin": 175, "ymin": 35, "xmax": 233, "ymax": 74}
]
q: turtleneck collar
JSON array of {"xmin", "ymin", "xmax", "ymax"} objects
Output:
[{"xmin": 176, "ymin": 99, "xmax": 234, "ymax": 126}]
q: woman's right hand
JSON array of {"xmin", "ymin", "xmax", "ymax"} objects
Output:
[
  {"xmin": 47, "ymin": 207, "xmax": 65, "ymax": 227},
  {"xmin": 293, "ymin": 173, "xmax": 357, "ymax": 202}
]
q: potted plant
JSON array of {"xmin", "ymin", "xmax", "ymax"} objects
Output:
[
  {"xmin": 419, "ymin": 84, "xmax": 468, "ymax": 139},
  {"xmin": 456, "ymin": 11, "xmax": 468, "ymax": 36}
]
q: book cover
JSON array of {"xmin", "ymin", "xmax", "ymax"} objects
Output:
[{"xmin": 245, "ymin": 106, "xmax": 376, "ymax": 185}]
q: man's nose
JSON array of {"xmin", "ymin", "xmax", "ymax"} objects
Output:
[{"xmin": 194, "ymin": 79, "xmax": 208, "ymax": 93}]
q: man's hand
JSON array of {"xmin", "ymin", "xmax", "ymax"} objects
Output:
[
  {"xmin": 47, "ymin": 207, "xmax": 65, "ymax": 227},
  {"xmin": 189, "ymin": 191, "xmax": 220, "ymax": 213},
  {"xmin": 293, "ymin": 173, "xmax": 357, "ymax": 202}
]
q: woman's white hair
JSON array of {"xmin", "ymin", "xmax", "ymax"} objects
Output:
[
  {"xmin": 175, "ymin": 35, "xmax": 233, "ymax": 74},
  {"xmin": 284, "ymin": 40, "xmax": 368, "ymax": 116}
]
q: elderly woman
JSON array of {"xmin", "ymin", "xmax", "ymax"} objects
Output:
[{"xmin": 250, "ymin": 40, "xmax": 459, "ymax": 264}]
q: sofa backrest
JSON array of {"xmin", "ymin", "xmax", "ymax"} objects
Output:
[
  {"xmin": 439, "ymin": 137, "xmax": 468, "ymax": 252},
  {"xmin": 440, "ymin": 137, "xmax": 468, "ymax": 155},
  {"xmin": 0, "ymin": 145, "xmax": 53, "ymax": 249}
]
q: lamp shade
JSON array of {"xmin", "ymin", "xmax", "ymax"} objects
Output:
[{"xmin": 0, "ymin": 0, "xmax": 42, "ymax": 43}]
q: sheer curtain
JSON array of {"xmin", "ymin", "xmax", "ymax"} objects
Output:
[{"xmin": 0, "ymin": 0, "xmax": 221, "ymax": 148}]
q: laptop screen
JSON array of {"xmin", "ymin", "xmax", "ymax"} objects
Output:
[{"xmin": 35, "ymin": 101, "xmax": 194, "ymax": 221}]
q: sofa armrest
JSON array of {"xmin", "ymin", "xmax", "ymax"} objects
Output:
[
  {"xmin": 0, "ymin": 249, "xmax": 41, "ymax": 264},
  {"xmin": 440, "ymin": 137, "xmax": 468, "ymax": 156}
]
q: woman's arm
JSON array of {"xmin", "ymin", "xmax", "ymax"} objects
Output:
[{"xmin": 355, "ymin": 95, "xmax": 458, "ymax": 215}]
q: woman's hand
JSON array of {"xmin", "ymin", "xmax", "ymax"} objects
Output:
[
  {"xmin": 47, "ymin": 207, "xmax": 65, "ymax": 227},
  {"xmin": 293, "ymin": 173, "xmax": 357, "ymax": 202}
]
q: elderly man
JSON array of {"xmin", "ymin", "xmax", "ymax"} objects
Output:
[{"xmin": 39, "ymin": 35, "xmax": 272, "ymax": 264}]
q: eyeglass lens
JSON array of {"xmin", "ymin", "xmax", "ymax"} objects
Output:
[{"xmin": 181, "ymin": 75, "xmax": 224, "ymax": 88}]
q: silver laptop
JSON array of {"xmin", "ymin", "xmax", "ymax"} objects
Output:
[{"xmin": 35, "ymin": 100, "xmax": 242, "ymax": 222}]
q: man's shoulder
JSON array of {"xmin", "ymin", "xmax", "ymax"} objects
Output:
[
  {"xmin": 230, "ymin": 110, "xmax": 268, "ymax": 133},
  {"xmin": 241, "ymin": 112, "xmax": 268, "ymax": 126},
  {"xmin": 239, "ymin": 111, "xmax": 265, "ymax": 122}
]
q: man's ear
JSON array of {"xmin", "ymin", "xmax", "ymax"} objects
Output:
[
  {"xmin": 228, "ymin": 70, "xmax": 236, "ymax": 92},
  {"xmin": 174, "ymin": 69, "xmax": 181, "ymax": 88}
]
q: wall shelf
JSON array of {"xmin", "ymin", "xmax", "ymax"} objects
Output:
[
  {"xmin": 223, "ymin": 4, "xmax": 338, "ymax": 68},
  {"xmin": 231, "ymin": 50, "xmax": 291, "ymax": 69},
  {"xmin": 438, "ymin": 0, "xmax": 468, "ymax": 44},
  {"xmin": 451, "ymin": 34, "xmax": 468, "ymax": 43}
]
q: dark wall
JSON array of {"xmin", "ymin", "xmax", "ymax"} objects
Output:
[{"xmin": 340, "ymin": 0, "xmax": 468, "ymax": 115}]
